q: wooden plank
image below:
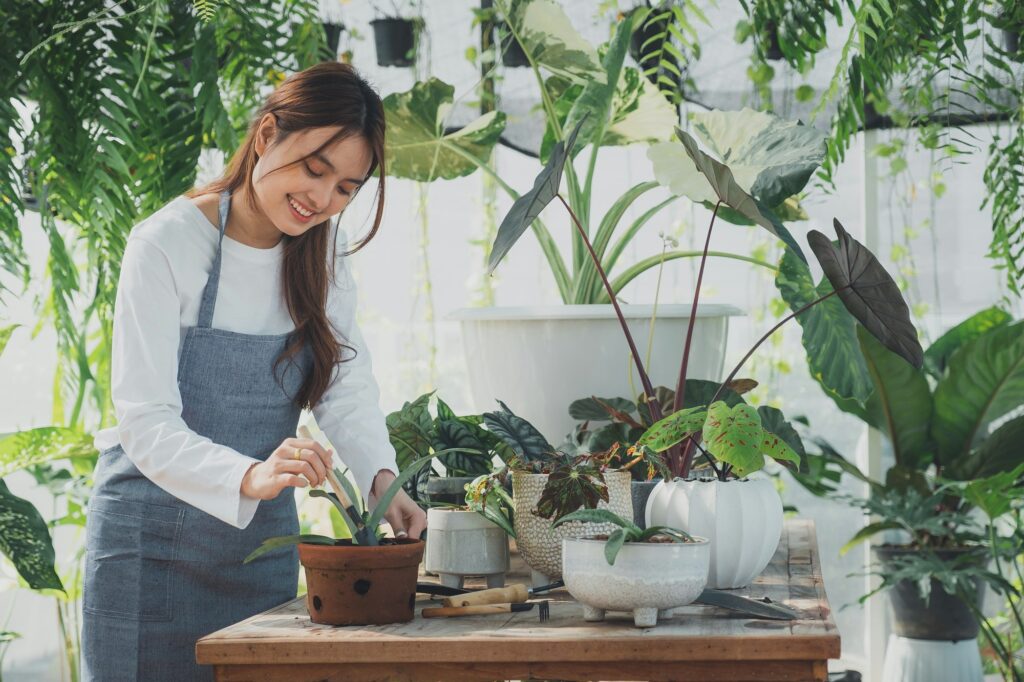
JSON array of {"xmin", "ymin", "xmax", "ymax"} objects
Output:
[
  {"xmin": 198, "ymin": 519, "xmax": 841, "ymax": 679},
  {"xmin": 214, "ymin": 659, "xmax": 827, "ymax": 682}
]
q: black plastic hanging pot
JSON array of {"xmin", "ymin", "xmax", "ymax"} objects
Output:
[
  {"xmin": 497, "ymin": 23, "xmax": 529, "ymax": 67},
  {"xmin": 626, "ymin": 8, "xmax": 684, "ymax": 90},
  {"xmin": 322, "ymin": 21, "xmax": 345, "ymax": 57},
  {"xmin": 371, "ymin": 17, "xmax": 417, "ymax": 67},
  {"xmin": 874, "ymin": 546, "xmax": 986, "ymax": 642},
  {"xmin": 763, "ymin": 20, "xmax": 784, "ymax": 61}
]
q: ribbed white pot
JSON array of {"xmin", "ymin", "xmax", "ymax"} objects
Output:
[
  {"xmin": 448, "ymin": 304, "xmax": 740, "ymax": 443},
  {"xmin": 561, "ymin": 535, "xmax": 710, "ymax": 628},
  {"xmin": 882, "ymin": 635, "xmax": 983, "ymax": 682},
  {"xmin": 425, "ymin": 508, "xmax": 509, "ymax": 590},
  {"xmin": 645, "ymin": 477, "xmax": 782, "ymax": 589}
]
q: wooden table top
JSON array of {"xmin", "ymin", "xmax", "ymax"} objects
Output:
[{"xmin": 197, "ymin": 519, "xmax": 840, "ymax": 682}]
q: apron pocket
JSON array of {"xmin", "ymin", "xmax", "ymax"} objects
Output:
[{"xmin": 84, "ymin": 496, "xmax": 183, "ymax": 622}]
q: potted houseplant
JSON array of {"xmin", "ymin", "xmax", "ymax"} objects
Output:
[
  {"xmin": 370, "ymin": 2, "xmax": 423, "ymax": 67},
  {"xmin": 453, "ymin": 5, "xmax": 811, "ymax": 441},
  {"xmin": 554, "ymin": 508, "xmax": 709, "ymax": 628},
  {"xmin": 486, "ymin": 110, "xmax": 922, "ymax": 589},
  {"xmin": 387, "ymin": 393, "xmax": 514, "ymax": 588},
  {"xmin": 792, "ymin": 308, "xmax": 1024, "ymax": 679},
  {"xmin": 481, "ymin": 401, "xmax": 647, "ymax": 585},
  {"xmin": 244, "ymin": 453, "xmax": 463, "ymax": 626}
]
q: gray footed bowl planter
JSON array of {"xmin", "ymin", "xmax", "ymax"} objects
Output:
[
  {"xmin": 561, "ymin": 535, "xmax": 710, "ymax": 628},
  {"xmin": 512, "ymin": 470, "xmax": 633, "ymax": 586},
  {"xmin": 424, "ymin": 508, "xmax": 509, "ymax": 590}
]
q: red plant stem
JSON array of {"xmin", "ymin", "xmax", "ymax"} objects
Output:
[
  {"xmin": 674, "ymin": 200, "xmax": 722, "ymax": 412},
  {"xmin": 557, "ymin": 194, "xmax": 663, "ymax": 424},
  {"xmin": 693, "ymin": 285, "xmax": 849, "ymax": 478},
  {"xmin": 669, "ymin": 200, "xmax": 722, "ymax": 476}
]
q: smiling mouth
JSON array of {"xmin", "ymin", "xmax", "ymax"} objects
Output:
[{"xmin": 288, "ymin": 195, "xmax": 316, "ymax": 219}]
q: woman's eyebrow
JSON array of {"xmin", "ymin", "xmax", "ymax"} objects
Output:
[{"xmin": 312, "ymin": 151, "xmax": 365, "ymax": 185}]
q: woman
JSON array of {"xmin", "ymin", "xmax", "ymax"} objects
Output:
[{"xmin": 83, "ymin": 62, "xmax": 425, "ymax": 681}]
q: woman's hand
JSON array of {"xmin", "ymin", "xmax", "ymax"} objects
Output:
[
  {"xmin": 372, "ymin": 470, "xmax": 427, "ymax": 540},
  {"xmin": 240, "ymin": 438, "xmax": 334, "ymax": 500}
]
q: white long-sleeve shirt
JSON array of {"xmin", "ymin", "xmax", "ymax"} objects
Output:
[{"xmin": 93, "ymin": 196, "xmax": 398, "ymax": 529}]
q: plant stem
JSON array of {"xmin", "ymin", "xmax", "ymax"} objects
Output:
[
  {"xmin": 557, "ymin": 194, "xmax": 662, "ymax": 423},
  {"xmin": 671, "ymin": 200, "xmax": 722, "ymax": 476},
  {"xmin": 687, "ymin": 285, "xmax": 849, "ymax": 477}
]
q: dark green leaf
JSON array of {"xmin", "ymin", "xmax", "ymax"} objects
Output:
[
  {"xmin": 483, "ymin": 401, "xmax": 554, "ymax": 462},
  {"xmin": 568, "ymin": 396, "xmax": 637, "ymax": 421},
  {"xmin": 487, "ymin": 118, "xmax": 585, "ymax": 274},
  {"xmin": 0, "ymin": 479, "xmax": 62, "ymax": 591},
  {"xmin": 243, "ymin": 534, "xmax": 335, "ymax": 564},
  {"xmin": 923, "ymin": 307, "xmax": 1012, "ymax": 379},
  {"xmin": 604, "ymin": 528, "xmax": 628, "ymax": 565},
  {"xmin": 857, "ymin": 325, "xmax": 934, "ymax": 470},
  {"xmin": 808, "ymin": 219, "xmax": 924, "ymax": 369},
  {"xmin": 756, "ymin": 406, "xmax": 806, "ymax": 458}
]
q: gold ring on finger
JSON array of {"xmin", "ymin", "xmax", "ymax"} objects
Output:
[{"xmin": 294, "ymin": 448, "xmax": 305, "ymax": 460}]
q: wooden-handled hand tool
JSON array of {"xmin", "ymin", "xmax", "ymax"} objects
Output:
[
  {"xmin": 442, "ymin": 581, "xmax": 563, "ymax": 608},
  {"xmin": 422, "ymin": 601, "xmax": 550, "ymax": 621},
  {"xmin": 296, "ymin": 425, "xmax": 362, "ymax": 523}
]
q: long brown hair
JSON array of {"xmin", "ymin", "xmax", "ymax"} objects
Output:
[{"xmin": 192, "ymin": 62, "xmax": 386, "ymax": 408}]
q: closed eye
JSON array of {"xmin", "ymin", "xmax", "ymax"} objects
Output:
[{"xmin": 305, "ymin": 161, "xmax": 352, "ymax": 196}]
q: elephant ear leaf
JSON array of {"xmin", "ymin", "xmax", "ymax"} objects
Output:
[
  {"xmin": 923, "ymin": 306, "xmax": 1012, "ymax": 380},
  {"xmin": 807, "ymin": 218, "xmax": 924, "ymax": 369},
  {"xmin": 483, "ymin": 401, "xmax": 554, "ymax": 462},
  {"xmin": 487, "ymin": 118, "xmax": 585, "ymax": 274},
  {"xmin": 703, "ymin": 402, "xmax": 765, "ymax": 477},
  {"xmin": 634, "ymin": 406, "xmax": 708, "ymax": 453}
]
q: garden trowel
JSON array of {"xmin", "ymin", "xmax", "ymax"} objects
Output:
[{"xmin": 441, "ymin": 580, "xmax": 799, "ymax": 620}]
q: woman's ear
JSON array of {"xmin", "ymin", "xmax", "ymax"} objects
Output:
[{"xmin": 253, "ymin": 113, "xmax": 278, "ymax": 157}]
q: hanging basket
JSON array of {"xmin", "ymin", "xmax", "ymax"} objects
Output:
[{"xmin": 497, "ymin": 23, "xmax": 529, "ymax": 67}]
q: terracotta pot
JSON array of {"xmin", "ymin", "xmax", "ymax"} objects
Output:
[{"xmin": 298, "ymin": 539, "xmax": 424, "ymax": 626}]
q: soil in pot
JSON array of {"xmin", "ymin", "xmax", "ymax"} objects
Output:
[
  {"xmin": 299, "ymin": 538, "xmax": 424, "ymax": 626},
  {"xmin": 370, "ymin": 18, "xmax": 417, "ymax": 67},
  {"xmin": 875, "ymin": 546, "xmax": 986, "ymax": 641}
]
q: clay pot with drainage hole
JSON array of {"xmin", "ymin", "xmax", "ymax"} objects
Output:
[{"xmin": 298, "ymin": 539, "xmax": 424, "ymax": 626}]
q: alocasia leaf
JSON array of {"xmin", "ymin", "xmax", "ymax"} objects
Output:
[
  {"xmin": 702, "ymin": 401, "xmax": 764, "ymax": 477},
  {"xmin": 483, "ymin": 401, "xmax": 554, "ymax": 462},
  {"xmin": 923, "ymin": 307, "xmax": 1012, "ymax": 380},
  {"xmin": 808, "ymin": 219, "xmax": 924, "ymax": 369},
  {"xmin": 568, "ymin": 396, "xmax": 637, "ymax": 421},
  {"xmin": 634, "ymin": 406, "xmax": 707, "ymax": 453}
]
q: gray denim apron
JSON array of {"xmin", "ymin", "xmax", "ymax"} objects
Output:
[{"xmin": 83, "ymin": 191, "xmax": 311, "ymax": 681}]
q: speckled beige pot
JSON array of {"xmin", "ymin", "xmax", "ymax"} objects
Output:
[{"xmin": 512, "ymin": 470, "xmax": 633, "ymax": 584}]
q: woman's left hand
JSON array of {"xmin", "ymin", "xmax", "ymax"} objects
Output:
[{"xmin": 371, "ymin": 470, "xmax": 427, "ymax": 540}]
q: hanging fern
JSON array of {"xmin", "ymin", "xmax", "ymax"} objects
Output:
[
  {"xmin": 193, "ymin": 0, "xmax": 218, "ymax": 23},
  {"xmin": 634, "ymin": 2, "xmax": 707, "ymax": 105}
]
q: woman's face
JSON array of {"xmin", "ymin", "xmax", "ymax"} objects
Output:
[{"xmin": 251, "ymin": 115, "xmax": 374, "ymax": 237}]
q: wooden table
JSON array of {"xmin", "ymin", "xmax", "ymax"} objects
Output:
[{"xmin": 197, "ymin": 519, "xmax": 840, "ymax": 681}]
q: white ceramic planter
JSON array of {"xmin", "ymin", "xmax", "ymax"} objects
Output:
[
  {"xmin": 424, "ymin": 508, "xmax": 509, "ymax": 589},
  {"xmin": 561, "ymin": 535, "xmax": 710, "ymax": 627},
  {"xmin": 882, "ymin": 635, "xmax": 983, "ymax": 682},
  {"xmin": 512, "ymin": 470, "xmax": 633, "ymax": 586},
  {"xmin": 645, "ymin": 477, "xmax": 782, "ymax": 589},
  {"xmin": 448, "ymin": 304, "xmax": 741, "ymax": 442}
]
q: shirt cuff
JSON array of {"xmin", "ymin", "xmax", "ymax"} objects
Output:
[{"xmin": 230, "ymin": 456, "xmax": 262, "ymax": 529}]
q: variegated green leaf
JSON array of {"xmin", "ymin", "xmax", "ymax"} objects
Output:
[
  {"xmin": 384, "ymin": 78, "xmax": 506, "ymax": 181},
  {"xmin": 0, "ymin": 479, "xmax": 63, "ymax": 591},
  {"xmin": 504, "ymin": 0, "xmax": 605, "ymax": 85},
  {"xmin": 703, "ymin": 402, "xmax": 764, "ymax": 477},
  {"xmin": 634, "ymin": 406, "xmax": 707, "ymax": 453}
]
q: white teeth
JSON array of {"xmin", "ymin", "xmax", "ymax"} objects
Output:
[{"xmin": 289, "ymin": 196, "xmax": 313, "ymax": 217}]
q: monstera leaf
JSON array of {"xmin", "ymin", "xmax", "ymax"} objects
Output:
[
  {"xmin": 857, "ymin": 326, "xmax": 934, "ymax": 471},
  {"xmin": 808, "ymin": 219, "xmax": 924, "ymax": 370},
  {"xmin": 932, "ymin": 321, "xmax": 1024, "ymax": 466},
  {"xmin": 776, "ymin": 249, "xmax": 873, "ymax": 412},
  {"xmin": 504, "ymin": 0, "xmax": 605, "ymax": 85},
  {"xmin": 649, "ymin": 126, "xmax": 805, "ymax": 259},
  {"xmin": 487, "ymin": 118, "xmax": 585, "ymax": 274},
  {"xmin": 383, "ymin": 78, "xmax": 506, "ymax": 181},
  {"xmin": 483, "ymin": 401, "xmax": 554, "ymax": 462},
  {"xmin": 0, "ymin": 479, "xmax": 63, "ymax": 591}
]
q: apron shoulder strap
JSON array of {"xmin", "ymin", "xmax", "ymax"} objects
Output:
[{"xmin": 196, "ymin": 191, "xmax": 231, "ymax": 329}]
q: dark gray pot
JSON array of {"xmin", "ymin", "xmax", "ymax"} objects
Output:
[
  {"xmin": 875, "ymin": 546, "xmax": 986, "ymax": 641},
  {"xmin": 630, "ymin": 479, "xmax": 662, "ymax": 529},
  {"xmin": 424, "ymin": 476, "xmax": 476, "ymax": 506}
]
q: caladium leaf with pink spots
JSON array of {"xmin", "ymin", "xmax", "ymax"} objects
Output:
[{"xmin": 703, "ymin": 401, "xmax": 764, "ymax": 477}]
